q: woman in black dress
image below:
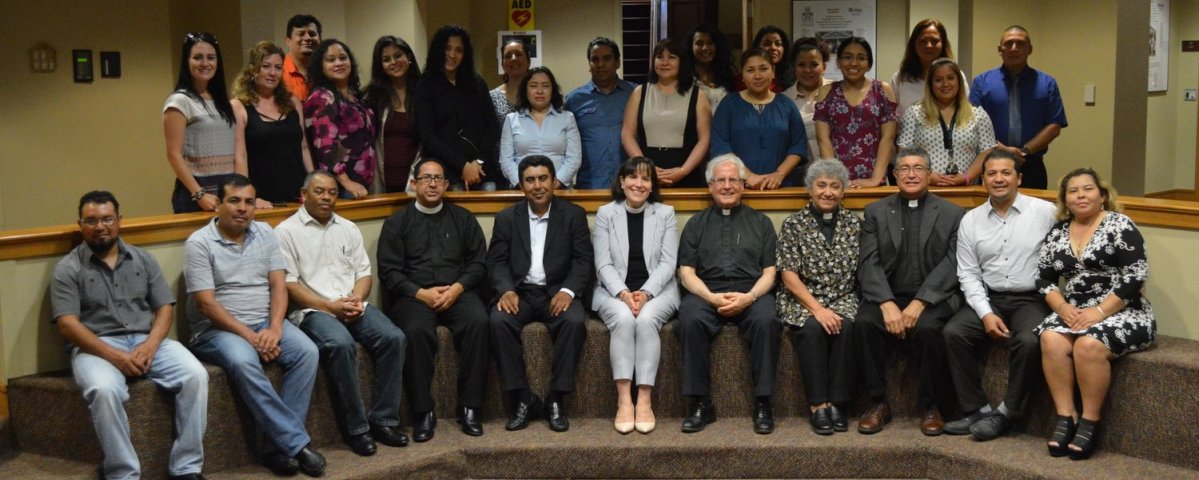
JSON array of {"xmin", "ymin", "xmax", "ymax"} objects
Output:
[
  {"xmin": 1037, "ymin": 168, "xmax": 1155, "ymax": 460},
  {"xmin": 232, "ymin": 41, "xmax": 312, "ymax": 204}
]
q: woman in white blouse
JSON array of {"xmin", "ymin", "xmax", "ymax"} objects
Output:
[
  {"xmin": 499, "ymin": 66, "xmax": 581, "ymax": 188},
  {"xmin": 897, "ymin": 58, "xmax": 996, "ymax": 186}
]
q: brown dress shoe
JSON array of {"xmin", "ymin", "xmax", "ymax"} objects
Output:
[
  {"xmin": 857, "ymin": 403, "xmax": 892, "ymax": 434},
  {"xmin": 921, "ymin": 408, "xmax": 945, "ymax": 436}
]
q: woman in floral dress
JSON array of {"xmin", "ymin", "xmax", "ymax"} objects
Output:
[
  {"xmin": 304, "ymin": 39, "xmax": 376, "ymax": 199},
  {"xmin": 814, "ymin": 37, "xmax": 897, "ymax": 187}
]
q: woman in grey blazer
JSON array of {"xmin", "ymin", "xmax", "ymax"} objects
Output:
[{"xmin": 592, "ymin": 157, "xmax": 680, "ymax": 435}]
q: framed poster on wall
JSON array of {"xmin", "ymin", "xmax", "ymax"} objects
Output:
[
  {"xmin": 792, "ymin": 0, "xmax": 877, "ymax": 81},
  {"xmin": 1149, "ymin": 0, "xmax": 1169, "ymax": 92}
]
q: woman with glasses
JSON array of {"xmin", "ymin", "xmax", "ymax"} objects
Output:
[
  {"xmin": 897, "ymin": 58, "xmax": 995, "ymax": 186},
  {"xmin": 304, "ymin": 39, "xmax": 376, "ymax": 199},
  {"xmin": 592, "ymin": 157, "xmax": 679, "ymax": 434},
  {"xmin": 814, "ymin": 37, "xmax": 897, "ymax": 187},
  {"xmin": 163, "ymin": 32, "xmax": 246, "ymax": 213},
  {"xmin": 621, "ymin": 39, "xmax": 711, "ymax": 188},
  {"xmin": 781, "ymin": 37, "xmax": 832, "ymax": 169},
  {"xmin": 232, "ymin": 41, "xmax": 313, "ymax": 204},
  {"xmin": 363, "ymin": 36, "xmax": 422, "ymax": 193},
  {"xmin": 710, "ymin": 48, "xmax": 807, "ymax": 190}
]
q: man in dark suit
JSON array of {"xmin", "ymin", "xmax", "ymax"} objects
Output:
[
  {"xmin": 856, "ymin": 146, "xmax": 966, "ymax": 436},
  {"xmin": 488, "ymin": 155, "xmax": 594, "ymax": 432}
]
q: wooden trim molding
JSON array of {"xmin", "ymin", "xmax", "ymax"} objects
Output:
[{"xmin": 2, "ymin": 186, "xmax": 1198, "ymax": 261}]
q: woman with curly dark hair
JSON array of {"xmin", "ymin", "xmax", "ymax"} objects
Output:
[
  {"xmin": 685, "ymin": 24, "xmax": 736, "ymax": 112},
  {"xmin": 304, "ymin": 39, "xmax": 376, "ymax": 199},
  {"xmin": 751, "ymin": 25, "xmax": 794, "ymax": 92}
]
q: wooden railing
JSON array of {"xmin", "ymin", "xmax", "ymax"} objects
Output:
[{"xmin": 2, "ymin": 186, "xmax": 1198, "ymax": 261}]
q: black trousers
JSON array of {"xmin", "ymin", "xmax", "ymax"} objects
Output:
[
  {"xmin": 676, "ymin": 280, "xmax": 781, "ymax": 398},
  {"xmin": 790, "ymin": 315, "xmax": 855, "ymax": 405},
  {"xmin": 856, "ymin": 297, "xmax": 956, "ymax": 408},
  {"xmin": 387, "ymin": 291, "xmax": 489, "ymax": 412},
  {"xmin": 944, "ymin": 290, "xmax": 1048, "ymax": 412},
  {"xmin": 489, "ymin": 285, "xmax": 588, "ymax": 394}
]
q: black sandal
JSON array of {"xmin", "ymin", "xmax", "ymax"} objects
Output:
[
  {"xmin": 1069, "ymin": 418, "xmax": 1101, "ymax": 460},
  {"xmin": 1047, "ymin": 415, "xmax": 1076, "ymax": 457}
]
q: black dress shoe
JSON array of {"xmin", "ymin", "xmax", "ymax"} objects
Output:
[
  {"xmin": 458, "ymin": 406, "xmax": 484, "ymax": 436},
  {"xmin": 413, "ymin": 411, "xmax": 437, "ymax": 443},
  {"xmin": 167, "ymin": 474, "xmax": 207, "ymax": 480},
  {"xmin": 505, "ymin": 394, "xmax": 543, "ymax": 431},
  {"xmin": 828, "ymin": 405, "xmax": 848, "ymax": 432},
  {"xmin": 753, "ymin": 400, "xmax": 775, "ymax": 434},
  {"xmin": 545, "ymin": 398, "xmax": 570, "ymax": 432},
  {"xmin": 295, "ymin": 445, "xmax": 326, "ymax": 477},
  {"xmin": 810, "ymin": 407, "xmax": 834, "ymax": 435},
  {"xmin": 371, "ymin": 425, "xmax": 410, "ymax": 447},
  {"xmin": 262, "ymin": 452, "xmax": 299, "ymax": 476},
  {"xmin": 347, "ymin": 432, "xmax": 377, "ymax": 456},
  {"xmin": 680, "ymin": 399, "xmax": 716, "ymax": 433}
]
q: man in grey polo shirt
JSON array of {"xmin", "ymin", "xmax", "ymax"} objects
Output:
[
  {"xmin": 52, "ymin": 190, "xmax": 208, "ymax": 480},
  {"xmin": 184, "ymin": 175, "xmax": 325, "ymax": 477}
]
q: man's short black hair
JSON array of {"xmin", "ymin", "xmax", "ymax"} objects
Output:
[
  {"xmin": 517, "ymin": 155, "xmax": 556, "ymax": 182},
  {"xmin": 587, "ymin": 37, "xmax": 621, "ymax": 61},
  {"xmin": 286, "ymin": 14, "xmax": 322, "ymax": 37},
  {"xmin": 982, "ymin": 149, "xmax": 1023, "ymax": 175},
  {"xmin": 411, "ymin": 157, "xmax": 446, "ymax": 178},
  {"xmin": 78, "ymin": 190, "xmax": 120, "ymax": 217},
  {"xmin": 218, "ymin": 174, "xmax": 254, "ymax": 201}
]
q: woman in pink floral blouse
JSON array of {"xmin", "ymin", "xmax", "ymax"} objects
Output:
[{"xmin": 304, "ymin": 39, "xmax": 376, "ymax": 199}]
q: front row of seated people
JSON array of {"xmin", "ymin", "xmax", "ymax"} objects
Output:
[{"xmin": 52, "ymin": 148, "xmax": 1154, "ymax": 478}]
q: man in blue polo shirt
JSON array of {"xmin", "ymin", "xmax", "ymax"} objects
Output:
[
  {"xmin": 184, "ymin": 175, "xmax": 325, "ymax": 477},
  {"xmin": 565, "ymin": 37, "xmax": 636, "ymax": 189},
  {"xmin": 969, "ymin": 25, "xmax": 1067, "ymax": 190}
]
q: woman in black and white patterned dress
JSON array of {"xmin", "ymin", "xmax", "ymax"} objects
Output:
[{"xmin": 1036, "ymin": 168, "xmax": 1155, "ymax": 460}]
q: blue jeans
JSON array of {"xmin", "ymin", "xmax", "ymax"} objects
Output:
[
  {"xmin": 190, "ymin": 321, "xmax": 317, "ymax": 456},
  {"xmin": 72, "ymin": 335, "xmax": 208, "ymax": 480},
  {"xmin": 298, "ymin": 304, "xmax": 407, "ymax": 435}
]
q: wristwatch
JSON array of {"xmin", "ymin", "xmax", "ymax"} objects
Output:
[{"xmin": 191, "ymin": 189, "xmax": 206, "ymax": 203}]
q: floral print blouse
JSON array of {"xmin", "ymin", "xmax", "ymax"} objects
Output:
[
  {"xmin": 776, "ymin": 205, "xmax": 862, "ymax": 327},
  {"xmin": 304, "ymin": 87, "xmax": 377, "ymax": 186},
  {"xmin": 814, "ymin": 80, "xmax": 898, "ymax": 181}
]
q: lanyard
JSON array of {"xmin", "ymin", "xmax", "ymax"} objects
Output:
[{"xmin": 937, "ymin": 106, "xmax": 959, "ymax": 173}]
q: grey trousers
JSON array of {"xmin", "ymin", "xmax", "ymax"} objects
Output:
[{"xmin": 595, "ymin": 286, "xmax": 679, "ymax": 386}]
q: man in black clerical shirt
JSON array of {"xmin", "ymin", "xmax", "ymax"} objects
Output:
[
  {"xmin": 488, "ymin": 155, "xmax": 594, "ymax": 432},
  {"xmin": 377, "ymin": 158, "xmax": 490, "ymax": 440},
  {"xmin": 855, "ymin": 147, "xmax": 965, "ymax": 436},
  {"xmin": 676, "ymin": 154, "xmax": 781, "ymax": 434}
]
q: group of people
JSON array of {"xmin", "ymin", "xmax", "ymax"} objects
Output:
[
  {"xmin": 59, "ymin": 15, "xmax": 1129, "ymax": 480},
  {"xmin": 163, "ymin": 16, "xmax": 1068, "ymax": 217}
]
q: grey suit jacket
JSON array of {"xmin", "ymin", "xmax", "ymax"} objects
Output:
[
  {"xmin": 591, "ymin": 201, "xmax": 679, "ymax": 310},
  {"xmin": 857, "ymin": 192, "xmax": 965, "ymax": 309}
]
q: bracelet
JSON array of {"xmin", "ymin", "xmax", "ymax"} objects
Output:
[
  {"xmin": 1095, "ymin": 305, "xmax": 1107, "ymax": 317},
  {"xmin": 191, "ymin": 189, "xmax": 206, "ymax": 203}
]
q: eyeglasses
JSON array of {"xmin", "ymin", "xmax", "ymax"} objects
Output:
[
  {"xmin": 414, "ymin": 174, "xmax": 447, "ymax": 185},
  {"xmin": 894, "ymin": 165, "xmax": 930, "ymax": 176},
  {"xmin": 81, "ymin": 216, "xmax": 119, "ymax": 228},
  {"xmin": 709, "ymin": 177, "xmax": 745, "ymax": 186}
]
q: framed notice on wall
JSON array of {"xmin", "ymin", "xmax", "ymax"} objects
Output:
[
  {"xmin": 1149, "ymin": 0, "xmax": 1169, "ymax": 92},
  {"xmin": 793, "ymin": 0, "xmax": 877, "ymax": 81}
]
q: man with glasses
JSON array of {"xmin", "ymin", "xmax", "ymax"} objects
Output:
[
  {"xmin": 855, "ymin": 147, "xmax": 965, "ymax": 436},
  {"xmin": 52, "ymin": 191, "xmax": 208, "ymax": 480},
  {"xmin": 283, "ymin": 14, "xmax": 322, "ymax": 99},
  {"xmin": 184, "ymin": 175, "xmax": 325, "ymax": 477},
  {"xmin": 275, "ymin": 171, "xmax": 409, "ymax": 457},
  {"xmin": 565, "ymin": 37, "xmax": 636, "ymax": 189},
  {"xmin": 675, "ymin": 154, "xmax": 781, "ymax": 434},
  {"xmin": 377, "ymin": 158, "xmax": 491, "ymax": 440},
  {"xmin": 488, "ymin": 155, "xmax": 593, "ymax": 432}
]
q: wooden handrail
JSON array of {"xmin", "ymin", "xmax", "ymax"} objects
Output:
[{"xmin": 2, "ymin": 186, "xmax": 1197, "ymax": 261}]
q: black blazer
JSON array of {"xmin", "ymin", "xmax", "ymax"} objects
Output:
[
  {"xmin": 857, "ymin": 192, "xmax": 965, "ymax": 310},
  {"xmin": 487, "ymin": 196, "xmax": 594, "ymax": 303}
]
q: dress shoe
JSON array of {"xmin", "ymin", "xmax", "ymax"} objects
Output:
[
  {"xmin": 810, "ymin": 407, "xmax": 834, "ymax": 435},
  {"xmin": 347, "ymin": 432, "xmax": 377, "ymax": 456},
  {"xmin": 970, "ymin": 412, "xmax": 1010, "ymax": 441},
  {"xmin": 614, "ymin": 403, "xmax": 634, "ymax": 434},
  {"xmin": 680, "ymin": 399, "xmax": 716, "ymax": 433},
  {"xmin": 295, "ymin": 445, "xmax": 326, "ymax": 477},
  {"xmin": 370, "ymin": 424, "xmax": 410, "ymax": 447},
  {"xmin": 828, "ymin": 405, "xmax": 848, "ymax": 432},
  {"xmin": 412, "ymin": 411, "xmax": 437, "ymax": 443},
  {"xmin": 168, "ymin": 474, "xmax": 207, "ymax": 480},
  {"xmin": 458, "ymin": 406, "xmax": 484, "ymax": 436},
  {"xmin": 634, "ymin": 407, "xmax": 656, "ymax": 434},
  {"xmin": 944, "ymin": 409, "xmax": 989, "ymax": 435},
  {"xmin": 545, "ymin": 398, "xmax": 570, "ymax": 432},
  {"xmin": 921, "ymin": 408, "xmax": 945, "ymax": 436},
  {"xmin": 857, "ymin": 402, "xmax": 892, "ymax": 434},
  {"xmin": 505, "ymin": 393, "xmax": 543, "ymax": 431},
  {"xmin": 752, "ymin": 400, "xmax": 774, "ymax": 434},
  {"xmin": 262, "ymin": 451, "xmax": 299, "ymax": 476}
]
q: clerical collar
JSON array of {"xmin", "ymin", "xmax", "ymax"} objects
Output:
[
  {"xmin": 720, "ymin": 204, "xmax": 742, "ymax": 216},
  {"xmin": 624, "ymin": 201, "xmax": 646, "ymax": 214},
  {"xmin": 415, "ymin": 201, "xmax": 443, "ymax": 214},
  {"xmin": 808, "ymin": 202, "xmax": 837, "ymax": 221},
  {"xmin": 898, "ymin": 192, "xmax": 928, "ymax": 209}
]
